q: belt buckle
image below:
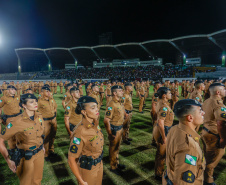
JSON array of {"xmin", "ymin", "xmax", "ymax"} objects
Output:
[{"xmin": 94, "ymin": 159, "xmax": 97, "ymax": 166}]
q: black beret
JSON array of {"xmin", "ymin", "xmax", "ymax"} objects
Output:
[
  {"xmin": 209, "ymin": 83, "xmax": 225, "ymax": 88},
  {"xmin": 77, "ymin": 96, "xmax": 98, "ymax": 104},
  {"xmin": 174, "ymin": 80, "xmax": 179, "ymax": 83},
  {"xmin": 7, "ymin": 85, "xmax": 16, "ymax": 90},
  {"xmin": 70, "ymin": 87, "xmax": 79, "ymax": 93},
  {"xmin": 194, "ymin": 80, "xmax": 203, "ymax": 85},
  {"xmin": 26, "ymin": 88, "xmax": 32, "ymax": 91},
  {"xmin": 173, "ymin": 99, "xmax": 201, "ymax": 113},
  {"xmin": 157, "ymin": 87, "xmax": 170, "ymax": 93},
  {"xmin": 222, "ymin": 79, "xmax": 226, "ymax": 83},
  {"xmin": 124, "ymin": 83, "xmax": 132, "ymax": 87},
  {"xmin": 20, "ymin": 93, "xmax": 37, "ymax": 102},
  {"xmin": 42, "ymin": 86, "xmax": 50, "ymax": 91},
  {"xmin": 111, "ymin": 85, "xmax": 123, "ymax": 91},
  {"xmin": 43, "ymin": 84, "xmax": 50, "ymax": 87},
  {"xmin": 154, "ymin": 81, "xmax": 161, "ymax": 85}
]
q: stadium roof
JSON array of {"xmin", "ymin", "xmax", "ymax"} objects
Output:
[{"xmin": 15, "ymin": 29, "xmax": 226, "ymax": 72}]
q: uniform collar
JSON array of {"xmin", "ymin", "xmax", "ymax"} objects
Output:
[
  {"xmin": 210, "ymin": 95, "xmax": 222, "ymax": 101},
  {"xmin": 178, "ymin": 123, "xmax": 200, "ymax": 142},
  {"xmin": 112, "ymin": 96, "xmax": 120, "ymax": 103},
  {"xmin": 82, "ymin": 117, "xmax": 95, "ymax": 129},
  {"xmin": 22, "ymin": 111, "xmax": 39, "ymax": 121}
]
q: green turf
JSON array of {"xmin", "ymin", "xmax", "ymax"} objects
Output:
[{"xmin": 0, "ymin": 86, "xmax": 226, "ymax": 185}]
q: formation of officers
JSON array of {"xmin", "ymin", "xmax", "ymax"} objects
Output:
[{"xmin": 0, "ymin": 78, "xmax": 225, "ymax": 185}]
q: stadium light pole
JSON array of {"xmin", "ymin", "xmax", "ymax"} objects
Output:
[
  {"xmin": 183, "ymin": 54, "xmax": 186, "ymax": 66},
  {"xmin": 15, "ymin": 49, "xmax": 22, "ymax": 75},
  {"xmin": 222, "ymin": 52, "xmax": 226, "ymax": 67}
]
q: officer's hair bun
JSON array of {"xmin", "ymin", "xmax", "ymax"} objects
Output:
[
  {"xmin": 75, "ymin": 103, "xmax": 86, "ymax": 114},
  {"xmin": 154, "ymin": 93, "xmax": 159, "ymax": 97}
]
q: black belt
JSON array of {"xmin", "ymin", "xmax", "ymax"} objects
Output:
[
  {"xmin": 19, "ymin": 144, "xmax": 43, "ymax": 160},
  {"xmin": 79, "ymin": 151, "xmax": 104, "ymax": 170},
  {"xmin": 110, "ymin": 124, "xmax": 123, "ymax": 136},
  {"xmin": 4, "ymin": 110, "xmax": 22, "ymax": 120},
  {"xmin": 69, "ymin": 123, "xmax": 76, "ymax": 132},
  {"xmin": 125, "ymin": 109, "xmax": 132, "ymax": 114},
  {"xmin": 141, "ymin": 95, "xmax": 145, "ymax": 97},
  {"xmin": 203, "ymin": 127, "xmax": 220, "ymax": 138},
  {"xmin": 99, "ymin": 92, "xmax": 104, "ymax": 93},
  {"xmin": 107, "ymin": 95, "xmax": 112, "ymax": 97},
  {"xmin": 43, "ymin": 114, "xmax": 56, "ymax": 121}
]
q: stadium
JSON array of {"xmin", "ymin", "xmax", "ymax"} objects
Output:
[{"xmin": 1, "ymin": 1, "xmax": 226, "ymax": 185}]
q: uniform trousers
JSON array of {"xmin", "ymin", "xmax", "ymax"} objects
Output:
[
  {"xmin": 201, "ymin": 130, "xmax": 225, "ymax": 183},
  {"xmin": 78, "ymin": 161, "xmax": 103, "ymax": 185},
  {"xmin": 43, "ymin": 118, "xmax": 57, "ymax": 157},
  {"xmin": 60, "ymin": 87, "xmax": 63, "ymax": 94},
  {"xmin": 139, "ymin": 97, "xmax": 144, "ymax": 112},
  {"xmin": 17, "ymin": 149, "xmax": 44, "ymax": 185},
  {"xmin": 122, "ymin": 113, "xmax": 132, "ymax": 141},
  {"xmin": 153, "ymin": 126, "xmax": 166, "ymax": 177},
  {"xmin": 109, "ymin": 128, "xmax": 123, "ymax": 170},
  {"xmin": 54, "ymin": 87, "xmax": 57, "ymax": 94},
  {"xmin": 100, "ymin": 93, "xmax": 104, "ymax": 105}
]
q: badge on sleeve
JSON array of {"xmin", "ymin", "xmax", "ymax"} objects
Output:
[
  {"xmin": 7, "ymin": 123, "xmax": 13, "ymax": 129},
  {"xmin": 65, "ymin": 110, "xmax": 69, "ymax": 115},
  {"xmin": 73, "ymin": 137, "xmax": 81, "ymax": 145},
  {"xmin": 106, "ymin": 111, "xmax": 111, "ymax": 116},
  {"xmin": 182, "ymin": 170, "xmax": 195, "ymax": 183},
  {"xmin": 185, "ymin": 154, "xmax": 197, "ymax": 166},
  {"xmin": 108, "ymin": 107, "xmax": 112, "ymax": 110},
  {"xmin": 0, "ymin": 99, "xmax": 2, "ymax": 103},
  {"xmin": 221, "ymin": 113, "xmax": 226, "ymax": 118},
  {"xmin": 66, "ymin": 106, "xmax": 70, "ymax": 110},
  {"xmin": 221, "ymin": 107, "xmax": 226, "ymax": 112},
  {"xmin": 196, "ymin": 97, "xmax": 200, "ymax": 100},
  {"xmin": 70, "ymin": 145, "xmax": 78, "ymax": 153},
  {"xmin": 64, "ymin": 95, "xmax": 67, "ymax": 97},
  {"xmin": 163, "ymin": 107, "xmax": 168, "ymax": 111},
  {"xmin": 161, "ymin": 112, "xmax": 166, "ymax": 117}
]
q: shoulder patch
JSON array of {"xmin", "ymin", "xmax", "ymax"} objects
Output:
[
  {"xmin": 1, "ymin": 128, "xmax": 6, "ymax": 135},
  {"xmin": 161, "ymin": 112, "xmax": 166, "ymax": 117},
  {"xmin": 70, "ymin": 145, "xmax": 78, "ymax": 153},
  {"xmin": 182, "ymin": 170, "xmax": 195, "ymax": 183},
  {"xmin": 66, "ymin": 106, "xmax": 70, "ymax": 110},
  {"xmin": 0, "ymin": 99, "xmax": 2, "ymax": 103},
  {"xmin": 65, "ymin": 110, "xmax": 69, "ymax": 115},
  {"xmin": 7, "ymin": 123, "xmax": 13, "ymax": 129},
  {"xmin": 108, "ymin": 107, "xmax": 112, "ymax": 110},
  {"xmin": 64, "ymin": 95, "xmax": 67, "ymax": 97},
  {"xmin": 185, "ymin": 154, "xmax": 197, "ymax": 166},
  {"xmin": 221, "ymin": 107, "xmax": 226, "ymax": 112},
  {"xmin": 221, "ymin": 113, "xmax": 226, "ymax": 118},
  {"xmin": 196, "ymin": 97, "xmax": 200, "ymax": 100},
  {"xmin": 163, "ymin": 107, "xmax": 168, "ymax": 111},
  {"xmin": 73, "ymin": 137, "xmax": 81, "ymax": 145},
  {"xmin": 106, "ymin": 111, "xmax": 111, "ymax": 116}
]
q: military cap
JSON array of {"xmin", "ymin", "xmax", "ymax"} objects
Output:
[
  {"xmin": 19, "ymin": 93, "xmax": 37, "ymax": 107},
  {"xmin": 42, "ymin": 86, "xmax": 51, "ymax": 91},
  {"xmin": 173, "ymin": 99, "xmax": 202, "ymax": 113},
  {"xmin": 124, "ymin": 83, "xmax": 132, "ymax": 87},
  {"xmin": 77, "ymin": 96, "xmax": 98, "ymax": 104},
  {"xmin": 194, "ymin": 80, "xmax": 203, "ymax": 85},
  {"xmin": 209, "ymin": 83, "xmax": 225, "ymax": 88},
  {"xmin": 70, "ymin": 87, "xmax": 79, "ymax": 93},
  {"xmin": 43, "ymin": 84, "xmax": 50, "ymax": 87},
  {"xmin": 111, "ymin": 85, "xmax": 123, "ymax": 91},
  {"xmin": 174, "ymin": 80, "xmax": 179, "ymax": 83},
  {"xmin": 154, "ymin": 81, "xmax": 161, "ymax": 85},
  {"xmin": 7, "ymin": 85, "xmax": 16, "ymax": 90},
  {"xmin": 26, "ymin": 88, "xmax": 32, "ymax": 91}
]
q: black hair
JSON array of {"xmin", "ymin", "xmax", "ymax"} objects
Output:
[
  {"xmin": 155, "ymin": 87, "xmax": 170, "ymax": 99},
  {"xmin": 174, "ymin": 105, "xmax": 196, "ymax": 119},
  {"xmin": 19, "ymin": 95, "xmax": 38, "ymax": 108},
  {"xmin": 75, "ymin": 103, "xmax": 86, "ymax": 114}
]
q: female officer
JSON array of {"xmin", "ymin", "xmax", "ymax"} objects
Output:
[
  {"xmin": 153, "ymin": 87, "xmax": 174, "ymax": 181},
  {"xmin": 68, "ymin": 96, "xmax": 104, "ymax": 185},
  {"xmin": 64, "ymin": 87, "xmax": 82, "ymax": 136},
  {"xmin": 0, "ymin": 93, "xmax": 45, "ymax": 185}
]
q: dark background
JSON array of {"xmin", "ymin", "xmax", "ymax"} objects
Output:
[{"xmin": 0, "ymin": 0, "xmax": 225, "ymax": 73}]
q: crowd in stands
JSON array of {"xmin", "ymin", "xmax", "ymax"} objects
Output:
[{"xmin": 32, "ymin": 65, "xmax": 216, "ymax": 80}]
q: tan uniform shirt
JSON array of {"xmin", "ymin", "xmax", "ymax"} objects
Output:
[
  {"xmin": 166, "ymin": 123, "xmax": 205, "ymax": 184},
  {"xmin": 123, "ymin": 92, "xmax": 133, "ymax": 111},
  {"xmin": 105, "ymin": 97, "xmax": 125, "ymax": 126},
  {"xmin": 63, "ymin": 91, "xmax": 72, "ymax": 105},
  {"xmin": 54, "ymin": 82, "xmax": 57, "ymax": 87},
  {"xmin": 0, "ymin": 112, "xmax": 44, "ymax": 151},
  {"xmin": 90, "ymin": 92, "xmax": 101, "ymax": 109},
  {"xmin": 202, "ymin": 96, "xmax": 226, "ymax": 134},
  {"xmin": 64, "ymin": 99, "xmax": 82, "ymax": 126},
  {"xmin": 15, "ymin": 84, "xmax": 21, "ymax": 90},
  {"xmin": 106, "ymin": 87, "xmax": 111, "ymax": 96},
  {"xmin": 99, "ymin": 86, "xmax": 104, "ymax": 93},
  {"xmin": 38, "ymin": 97, "xmax": 57, "ymax": 118},
  {"xmin": 189, "ymin": 90, "xmax": 203, "ymax": 103},
  {"xmin": 156, "ymin": 99, "xmax": 174, "ymax": 127},
  {"xmin": 68, "ymin": 118, "xmax": 104, "ymax": 159},
  {"xmin": 139, "ymin": 86, "xmax": 145, "ymax": 96},
  {"xmin": 0, "ymin": 95, "xmax": 20, "ymax": 115},
  {"xmin": 59, "ymin": 82, "xmax": 63, "ymax": 87},
  {"xmin": 2, "ymin": 84, "xmax": 7, "ymax": 90}
]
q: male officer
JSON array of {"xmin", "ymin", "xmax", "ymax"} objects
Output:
[
  {"xmin": 163, "ymin": 99, "xmax": 205, "ymax": 184},
  {"xmin": 105, "ymin": 82, "xmax": 112, "ymax": 106},
  {"xmin": 104, "ymin": 85, "xmax": 126, "ymax": 175},
  {"xmin": 54, "ymin": 81, "xmax": 58, "ymax": 94},
  {"xmin": 62, "ymin": 83, "xmax": 73, "ymax": 109},
  {"xmin": 99, "ymin": 82, "xmax": 105, "ymax": 106},
  {"xmin": 189, "ymin": 80, "xmax": 205, "ymax": 104},
  {"xmin": 15, "ymin": 81, "xmax": 21, "ymax": 96},
  {"xmin": 122, "ymin": 83, "xmax": 133, "ymax": 145},
  {"xmin": 138, "ymin": 80, "xmax": 145, "ymax": 113},
  {"xmin": 59, "ymin": 81, "xmax": 64, "ymax": 94},
  {"xmin": 38, "ymin": 86, "xmax": 58, "ymax": 161},
  {"xmin": 90, "ymin": 84, "xmax": 101, "ymax": 110},
  {"xmin": 202, "ymin": 83, "xmax": 226, "ymax": 185}
]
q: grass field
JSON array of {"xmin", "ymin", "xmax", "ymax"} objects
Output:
[{"xmin": 0, "ymin": 86, "xmax": 226, "ymax": 185}]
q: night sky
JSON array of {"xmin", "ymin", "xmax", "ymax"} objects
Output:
[{"xmin": 0, "ymin": 0, "xmax": 225, "ymax": 73}]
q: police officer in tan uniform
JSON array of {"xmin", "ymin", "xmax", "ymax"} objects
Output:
[
  {"xmin": 54, "ymin": 81, "xmax": 57, "ymax": 94},
  {"xmin": 138, "ymin": 80, "xmax": 145, "ymax": 113},
  {"xmin": 201, "ymin": 83, "xmax": 226, "ymax": 185},
  {"xmin": 50, "ymin": 80, "xmax": 54, "ymax": 93},
  {"xmin": 0, "ymin": 93, "xmax": 45, "ymax": 185},
  {"xmin": 68, "ymin": 96, "xmax": 104, "ymax": 185},
  {"xmin": 26, "ymin": 88, "xmax": 33, "ymax": 94},
  {"xmin": 90, "ymin": 84, "xmax": 101, "ymax": 110},
  {"xmin": 163, "ymin": 99, "xmax": 205, "ymax": 185},
  {"xmin": 64, "ymin": 87, "xmax": 82, "ymax": 136},
  {"xmin": 38, "ymin": 86, "xmax": 58, "ymax": 161},
  {"xmin": 15, "ymin": 81, "xmax": 21, "ymax": 96},
  {"xmin": 99, "ymin": 82, "xmax": 104, "ymax": 106},
  {"xmin": 104, "ymin": 85, "xmax": 126, "ymax": 175},
  {"xmin": 171, "ymin": 80, "xmax": 179, "ymax": 109},
  {"xmin": 62, "ymin": 83, "xmax": 73, "ymax": 109},
  {"xmin": 105, "ymin": 82, "xmax": 112, "ymax": 106},
  {"xmin": 153, "ymin": 87, "xmax": 174, "ymax": 180},
  {"xmin": 122, "ymin": 83, "xmax": 133, "ymax": 145},
  {"xmin": 59, "ymin": 81, "xmax": 64, "ymax": 94},
  {"xmin": 79, "ymin": 83, "xmax": 83, "ymax": 97},
  {"xmin": 204, "ymin": 80, "xmax": 211, "ymax": 100},
  {"xmin": 189, "ymin": 80, "xmax": 205, "ymax": 104},
  {"xmin": 0, "ymin": 85, "xmax": 22, "ymax": 148},
  {"xmin": 2, "ymin": 81, "xmax": 8, "ymax": 96}
]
